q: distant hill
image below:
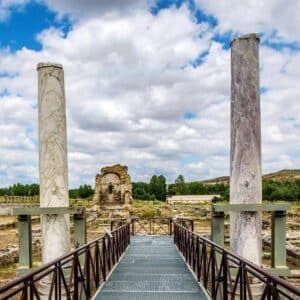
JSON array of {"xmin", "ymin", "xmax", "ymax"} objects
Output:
[
  {"xmin": 201, "ymin": 169, "xmax": 300, "ymax": 185},
  {"xmin": 263, "ymin": 169, "xmax": 300, "ymax": 181}
]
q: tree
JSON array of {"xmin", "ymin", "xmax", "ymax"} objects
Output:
[
  {"xmin": 149, "ymin": 175, "xmax": 167, "ymax": 201},
  {"xmin": 69, "ymin": 184, "xmax": 94, "ymax": 199},
  {"xmin": 132, "ymin": 182, "xmax": 151, "ymax": 200},
  {"xmin": 156, "ymin": 175, "xmax": 166, "ymax": 201},
  {"xmin": 174, "ymin": 175, "xmax": 187, "ymax": 195},
  {"xmin": 175, "ymin": 175, "xmax": 185, "ymax": 184},
  {"xmin": 78, "ymin": 184, "xmax": 93, "ymax": 198},
  {"xmin": 69, "ymin": 189, "xmax": 79, "ymax": 199},
  {"xmin": 149, "ymin": 175, "xmax": 158, "ymax": 199}
]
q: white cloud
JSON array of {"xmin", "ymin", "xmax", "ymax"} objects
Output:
[
  {"xmin": 195, "ymin": 0, "xmax": 300, "ymax": 43},
  {"xmin": 38, "ymin": 0, "xmax": 149, "ymax": 20},
  {"xmin": 0, "ymin": 1, "xmax": 299, "ymax": 187}
]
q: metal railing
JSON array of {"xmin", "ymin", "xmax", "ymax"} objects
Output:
[
  {"xmin": 111, "ymin": 217, "xmax": 175, "ymax": 236},
  {"xmin": 174, "ymin": 221, "xmax": 300, "ymax": 299},
  {"xmin": 175, "ymin": 217, "xmax": 194, "ymax": 231},
  {"xmin": 0, "ymin": 223, "xmax": 130, "ymax": 299},
  {"xmin": 130, "ymin": 217, "xmax": 173, "ymax": 235}
]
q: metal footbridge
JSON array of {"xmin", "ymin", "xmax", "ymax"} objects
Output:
[
  {"xmin": 0, "ymin": 217, "xmax": 299, "ymax": 299},
  {"xmin": 95, "ymin": 235, "xmax": 208, "ymax": 300}
]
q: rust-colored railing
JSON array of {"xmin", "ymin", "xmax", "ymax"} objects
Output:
[
  {"xmin": 3, "ymin": 217, "xmax": 298, "ymax": 300},
  {"xmin": 130, "ymin": 217, "xmax": 173, "ymax": 235},
  {"xmin": 174, "ymin": 221, "xmax": 300, "ymax": 300},
  {"xmin": 0, "ymin": 223, "xmax": 130, "ymax": 299},
  {"xmin": 111, "ymin": 217, "xmax": 177, "ymax": 236}
]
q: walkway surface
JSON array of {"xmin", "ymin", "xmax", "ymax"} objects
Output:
[{"xmin": 95, "ymin": 236, "xmax": 208, "ymax": 300}]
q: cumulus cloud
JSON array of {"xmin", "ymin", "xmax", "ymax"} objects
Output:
[
  {"xmin": 36, "ymin": 0, "xmax": 150, "ymax": 21},
  {"xmin": 0, "ymin": 1, "xmax": 299, "ymax": 187},
  {"xmin": 195, "ymin": 0, "xmax": 300, "ymax": 43}
]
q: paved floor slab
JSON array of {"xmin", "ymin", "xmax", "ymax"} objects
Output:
[{"xmin": 95, "ymin": 236, "xmax": 208, "ymax": 300}]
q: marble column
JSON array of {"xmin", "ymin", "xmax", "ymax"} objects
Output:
[
  {"xmin": 37, "ymin": 63, "xmax": 70, "ymax": 264},
  {"xmin": 230, "ymin": 34, "xmax": 262, "ymax": 265}
]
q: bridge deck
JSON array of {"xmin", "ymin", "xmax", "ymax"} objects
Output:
[{"xmin": 95, "ymin": 236, "xmax": 208, "ymax": 300}]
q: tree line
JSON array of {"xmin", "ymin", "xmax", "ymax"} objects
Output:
[
  {"xmin": 132, "ymin": 174, "xmax": 227, "ymax": 201},
  {"xmin": 168, "ymin": 175, "xmax": 229, "ymax": 199},
  {"xmin": 2, "ymin": 177, "xmax": 300, "ymax": 201},
  {"xmin": 0, "ymin": 183, "xmax": 39, "ymax": 196},
  {"xmin": 0, "ymin": 183, "xmax": 94, "ymax": 199},
  {"xmin": 133, "ymin": 175, "xmax": 300, "ymax": 201}
]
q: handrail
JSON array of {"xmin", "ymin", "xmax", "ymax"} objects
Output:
[
  {"xmin": 110, "ymin": 217, "xmax": 175, "ymax": 235},
  {"xmin": 175, "ymin": 217, "xmax": 194, "ymax": 231},
  {"xmin": 0, "ymin": 223, "xmax": 130, "ymax": 299},
  {"xmin": 174, "ymin": 221, "xmax": 300, "ymax": 299},
  {"xmin": 110, "ymin": 217, "xmax": 195, "ymax": 236}
]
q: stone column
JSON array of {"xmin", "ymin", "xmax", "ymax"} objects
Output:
[
  {"xmin": 37, "ymin": 63, "xmax": 70, "ymax": 264},
  {"xmin": 230, "ymin": 34, "xmax": 262, "ymax": 265}
]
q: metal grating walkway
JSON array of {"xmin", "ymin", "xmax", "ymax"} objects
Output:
[{"xmin": 95, "ymin": 236, "xmax": 208, "ymax": 300}]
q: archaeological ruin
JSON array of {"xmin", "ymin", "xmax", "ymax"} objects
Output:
[
  {"xmin": 93, "ymin": 164, "xmax": 133, "ymax": 206},
  {"xmin": 0, "ymin": 32, "xmax": 300, "ymax": 299}
]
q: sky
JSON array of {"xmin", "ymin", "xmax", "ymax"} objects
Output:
[{"xmin": 0, "ymin": 0, "xmax": 299, "ymax": 187}]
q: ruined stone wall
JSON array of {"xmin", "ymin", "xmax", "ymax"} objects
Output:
[{"xmin": 94, "ymin": 164, "xmax": 132, "ymax": 206}]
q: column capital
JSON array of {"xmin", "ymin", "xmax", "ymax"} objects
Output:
[
  {"xmin": 230, "ymin": 33, "xmax": 260, "ymax": 47},
  {"xmin": 37, "ymin": 62, "xmax": 63, "ymax": 70}
]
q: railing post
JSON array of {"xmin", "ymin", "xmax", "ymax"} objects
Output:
[
  {"xmin": 110, "ymin": 220, "xmax": 114, "ymax": 232},
  {"xmin": 131, "ymin": 218, "xmax": 135, "ymax": 236},
  {"xmin": 211, "ymin": 246, "xmax": 216, "ymax": 299},
  {"xmin": 196, "ymin": 236, "xmax": 200, "ymax": 282},
  {"xmin": 73, "ymin": 254, "xmax": 79, "ymax": 299},
  {"xmin": 107, "ymin": 236, "xmax": 111, "ymax": 272},
  {"xmin": 102, "ymin": 240, "xmax": 107, "ymax": 281},
  {"xmin": 271, "ymin": 210, "xmax": 289, "ymax": 274},
  {"xmin": 85, "ymin": 247, "xmax": 91, "ymax": 298},
  {"xmin": 95, "ymin": 241, "xmax": 100, "ymax": 286},
  {"xmin": 17, "ymin": 215, "xmax": 32, "ymax": 275},
  {"xmin": 222, "ymin": 252, "xmax": 228, "ymax": 300},
  {"xmin": 128, "ymin": 223, "xmax": 131, "ymax": 244}
]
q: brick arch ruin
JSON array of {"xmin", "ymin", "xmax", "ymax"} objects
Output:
[{"xmin": 93, "ymin": 164, "xmax": 132, "ymax": 205}]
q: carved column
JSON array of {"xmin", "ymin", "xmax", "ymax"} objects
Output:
[
  {"xmin": 37, "ymin": 63, "xmax": 70, "ymax": 264},
  {"xmin": 230, "ymin": 34, "xmax": 262, "ymax": 264}
]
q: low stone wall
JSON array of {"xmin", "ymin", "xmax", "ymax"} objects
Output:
[
  {"xmin": 0, "ymin": 246, "xmax": 18, "ymax": 265},
  {"xmin": 0, "ymin": 238, "xmax": 41, "ymax": 266},
  {"xmin": 0, "ymin": 197, "xmax": 90, "ymax": 207},
  {"xmin": 167, "ymin": 195, "xmax": 220, "ymax": 204}
]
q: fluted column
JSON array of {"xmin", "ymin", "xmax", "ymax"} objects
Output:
[
  {"xmin": 37, "ymin": 63, "xmax": 70, "ymax": 264},
  {"xmin": 230, "ymin": 34, "xmax": 262, "ymax": 265}
]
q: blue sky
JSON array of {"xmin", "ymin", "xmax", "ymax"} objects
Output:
[
  {"xmin": 0, "ymin": 0, "xmax": 299, "ymax": 187},
  {"xmin": 0, "ymin": 2, "xmax": 69, "ymax": 51}
]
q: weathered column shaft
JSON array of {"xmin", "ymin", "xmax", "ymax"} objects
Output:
[
  {"xmin": 37, "ymin": 63, "xmax": 70, "ymax": 264},
  {"xmin": 230, "ymin": 34, "xmax": 262, "ymax": 265}
]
